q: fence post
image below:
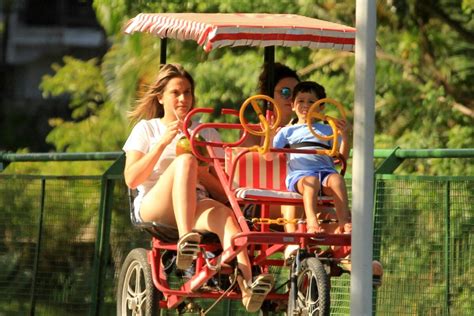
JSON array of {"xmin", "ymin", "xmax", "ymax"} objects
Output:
[
  {"xmin": 375, "ymin": 147, "xmax": 404, "ymax": 174},
  {"xmin": 29, "ymin": 178, "xmax": 46, "ymax": 316},
  {"xmin": 445, "ymin": 181, "xmax": 451, "ymax": 316},
  {"xmin": 90, "ymin": 154, "xmax": 125, "ymax": 316}
]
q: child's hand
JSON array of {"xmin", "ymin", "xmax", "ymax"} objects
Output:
[{"xmin": 335, "ymin": 119, "xmax": 351, "ymax": 136}]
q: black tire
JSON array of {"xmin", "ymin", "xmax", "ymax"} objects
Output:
[
  {"xmin": 287, "ymin": 257, "xmax": 330, "ymax": 316},
  {"xmin": 117, "ymin": 248, "xmax": 160, "ymax": 316}
]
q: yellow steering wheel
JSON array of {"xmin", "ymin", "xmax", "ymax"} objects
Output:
[
  {"xmin": 239, "ymin": 95, "xmax": 281, "ymax": 154},
  {"xmin": 306, "ymin": 98, "xmax": 347, "ymax": 157}
]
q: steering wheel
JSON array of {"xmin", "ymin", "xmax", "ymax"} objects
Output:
[
  {"xmin": 239, "ymin": 95, "xmax": 281, "ymax": 154},
  {"xmin": 239, "ymin": 95, "xmax": 281, "ymax": 136},
  {"xmin": 306, "ymin": 98, "xmax": 347, "ymax": 156}
]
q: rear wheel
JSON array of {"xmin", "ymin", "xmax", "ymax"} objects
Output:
[
  {"xmin": 287, "ymin": 257, "xmax": 330, "ymax": 316},
  {"xmin": 117, "ymin": 248, "xmax": 160, "ymax": 316}
]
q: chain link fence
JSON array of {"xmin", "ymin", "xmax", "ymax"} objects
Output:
[{"xmin": 0, "ymin": 152, "xmax": 472, "ymax": 315}]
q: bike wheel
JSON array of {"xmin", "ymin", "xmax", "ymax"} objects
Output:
[
  {"xmin": 117, "ymin": 248, "xmax": 160, "ymax": 316},
  {"xmin": 287, "ymin": 257, "xmax": 330, "ymax": 316}
]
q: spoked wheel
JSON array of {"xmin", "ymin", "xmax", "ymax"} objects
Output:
[
  {"xmin": 287, "ymin": 257, "xmax": 330, "ymax": 316},
  {"xmin": 117, "ymin": 248, "xmax": 160, "ymax": 316}
]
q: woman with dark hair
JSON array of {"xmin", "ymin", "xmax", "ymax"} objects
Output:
[
  {"xmin": 242, "ymin": 62, "xmax": 303, "ymax": 261},
  {"xmin": 258, "ymin": 62, "xmax": 300, "ymax": 126}
]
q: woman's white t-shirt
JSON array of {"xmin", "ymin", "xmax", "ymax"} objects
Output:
[{"xmin": 122, "ymin": 118, "xmax": 222, "ymax": 213}]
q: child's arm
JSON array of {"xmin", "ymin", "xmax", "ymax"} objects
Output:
[
  {"xmin": 336, "ymin": 119, "xmax": 351, "ymax": 160},
  {"xmin": 272, "ymin": 128, "xmax": 288, "ymax": 148}
]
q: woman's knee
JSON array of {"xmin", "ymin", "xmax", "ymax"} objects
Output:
[
  {"xmin": 211, "ymin": 203, "xmax": 234, "ymax": 219},
  {"xmin": 197, "ymin": 199, "xmax": 228, "ymax": 216},
  {"xmin": 195, "ymin": 200, "xmax": 236, "ymax": 230},
  {"xmin": 175, "ymin": 153, "xmax": 197, "ymax": 168}
]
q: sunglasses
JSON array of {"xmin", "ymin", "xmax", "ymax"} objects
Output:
[{"xmin": 276, "ymin": 87, "xmax": 292, "ymax": 99}]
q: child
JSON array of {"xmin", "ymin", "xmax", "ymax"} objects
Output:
[{"xmin": 272, "ymin": 81, "xmax": 352, "ymax": 234}]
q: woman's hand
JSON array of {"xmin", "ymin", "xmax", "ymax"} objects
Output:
[
  {"xmin": 197, "ymin": 165, "xmax": 229, "ymax": 204},
  {"xmin": 197, "ymin": 164, "xmax": 210, "ymax": 178},
  {"xmin": 161, "ymin": 120, "xmax": 182, "ymax": 146}
]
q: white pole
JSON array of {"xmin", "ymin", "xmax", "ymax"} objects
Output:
[{"xmin": 351, "ymin": 0, "xmax": 376, "ymax": 315}]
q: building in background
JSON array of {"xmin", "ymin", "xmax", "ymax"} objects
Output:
[{"xmin": 0, "ymin": 0, "xmax": 107, "ymax": 151}]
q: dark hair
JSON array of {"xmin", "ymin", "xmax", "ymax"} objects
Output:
[
  {"xmin": 292, "ymin": 81, "xmax": 326, "ymax": 102},
  {"xmin": 258, "ymin": 62, "xmax": 300, "ymax": 96},
  {"xmin": 128, "ymin": 63, "xmax": 195, "ymax": 123}
]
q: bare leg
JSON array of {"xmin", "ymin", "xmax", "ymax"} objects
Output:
[
  {"xmin": 193, "ymin": 199, "xmax": 275, "ymax": 312},
  {"xmin": 139, "ymin": 154, "xmax": 197, "ymax": 236},
  {"xmin": 296, "ymin": 176, "xmax": 323, "ymax": 233},
  {"xmin": 281, "ymin": 205, "xmax": 297, "ymax": 233},
  {"xmin": 281, "ymin": 205, "xmax": 301, "ymax": 260},
  {"xmin": 322, "ymin": 173, "xmax": 352, "ymax": 232},
  {"xmin": 194, "ymin": 197, "xmax": 274, "ymax": 312},
  {"xmin": 193, "ymin": 199, "xmax": 252, "ymax": 282}
]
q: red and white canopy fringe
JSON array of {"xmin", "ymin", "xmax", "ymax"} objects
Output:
[{"xmin": 124, "ymin": 13, "xmax": 355, "ymax": 52}]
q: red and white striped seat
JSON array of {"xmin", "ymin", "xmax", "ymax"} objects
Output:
[{"xmin": 224, "ymin": 147, "xmax": 332, "ymax": 203}]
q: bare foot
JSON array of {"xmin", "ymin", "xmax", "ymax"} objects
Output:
[
  {"xmin": 307, "ymin": 225, "xmax": 325, "ymax": 234},
  {"xmin": 335, "ymin": 223, "xmax": 352, "ymax": 234},
  {"xmin": 344, "ymin": 222, "xmax": 352, "ymax": 233}
]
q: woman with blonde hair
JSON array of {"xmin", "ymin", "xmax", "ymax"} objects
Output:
[{"xmin": 123, "ymin": 63, "xmax": 273, "ymax": 312}]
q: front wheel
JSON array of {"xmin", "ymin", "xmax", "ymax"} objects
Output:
[
  {"xmin": 287, "ymin": 257, "xmax": 330, "ymax": 316},
  {"xmin": 117, "ymin": 248, "xmax": 160, "ymax": 316}
]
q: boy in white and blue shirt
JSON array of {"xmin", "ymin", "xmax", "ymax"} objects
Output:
[{"xmin": 273, "ymin": 81, "xmax": 352, "ymax": 234}]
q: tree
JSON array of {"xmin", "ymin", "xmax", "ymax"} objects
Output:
[
  {"xmin": 36, "ymin": 0, "xmax": 473, "ymax": 175},
  {"xmin": 41, "ymin": 56, "xmax": 128, "ymax": 153}
]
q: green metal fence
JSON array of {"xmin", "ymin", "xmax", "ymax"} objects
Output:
[{"xmin": 0, "ymin": 149, "xmax": 472, "ymax": 315}]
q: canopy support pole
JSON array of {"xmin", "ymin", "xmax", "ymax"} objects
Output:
[
  {"xmin": 263, "ymin": 46, "xmax": 275, "ymax": 113},
  {"xmin": 160, "ymin": 38, "xmax": 167, "ymax": 65},
  {"xmin": 351, "ymin": 1, "xmax": 376, "ymax": 316},
  {"xmin": 263, "ymin": 46, "xmax": 275, "ymax": 97}
]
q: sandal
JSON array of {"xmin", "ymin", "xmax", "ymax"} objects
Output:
[
  {"xmin": 176, "ymin": 232, "xmax": 201, "ymax": 270},
  {"xmin": 283, "ymin": 245, "xmax": 299, "ymax": 266},
  {"xmin": 241, "ymin": 273, "xmax": 275, "ymax": 312}
]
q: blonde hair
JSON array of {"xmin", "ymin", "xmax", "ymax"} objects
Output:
[{"xmin": 127, "ymin": 63, "xmax": 195, "ymax": 123}]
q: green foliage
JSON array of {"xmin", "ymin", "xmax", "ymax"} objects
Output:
[
  {"xmin": 46, "ymin": 102, "xmax": 128, "ymax": 152},
  {"xmin": 41, "ymin": 57, "xmax": 106, "ymax": 121},
  {"xmin": 46, "ymin": 0, "xmax": 472, "ymax": 176},
  {"xmin": 40, "ymin": 56, "xmax": 128, "ymax": 153},
  {"xmin": 92, "ymin": 0, "xmax": 130, "ymax": 35},
  {"xmin": 101, "ymin": 34, "xmax": 162, "ymax": 118}
]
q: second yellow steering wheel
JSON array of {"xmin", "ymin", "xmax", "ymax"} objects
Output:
[{"xmin": 306, "ymin": 98, "xmax": 347, "ymax": 156}]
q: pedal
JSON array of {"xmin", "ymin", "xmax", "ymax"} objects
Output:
[
  {"xmin": 180, "ymin": 241, "xmax": 200, "ymax": 257},
  {"xmin": 251, "ymin": 282, "xmax": 273, "ymax": 294}
]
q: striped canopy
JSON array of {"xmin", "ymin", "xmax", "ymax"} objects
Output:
[{"xmin": 124, "ymin": 13, "xmax": 355, "ymax": 52}]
